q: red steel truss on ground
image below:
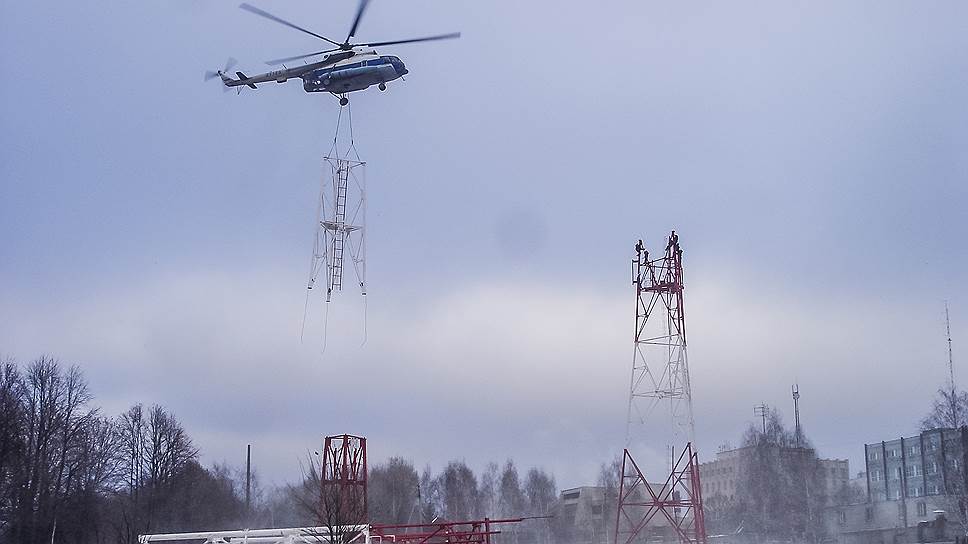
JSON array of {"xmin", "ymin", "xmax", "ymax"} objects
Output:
[
  {"xmin": 371, "ymin": 518, "xmax": 532, "ymax": 544},
  {"xmin": 614, "ymin": 443, "xmax": 706, "ymax": 544}
]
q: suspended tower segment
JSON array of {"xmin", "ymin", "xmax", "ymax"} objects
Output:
[{"xmin": 308, "ymin": 155, "xmax": 366, "ymax": 303}]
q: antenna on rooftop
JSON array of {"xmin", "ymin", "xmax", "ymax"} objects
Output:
[
  {"xmin": 753, "ymin": 403, "xmax": 768, "ymax": 435},
  {"xmin": 792, "ymin": 384, "xmax": 801, "ymax": 448}
]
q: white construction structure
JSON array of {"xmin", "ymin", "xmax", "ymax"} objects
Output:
[{"xmin": 140, "ymin": 525, "xmax": 370, "ymax": 544}]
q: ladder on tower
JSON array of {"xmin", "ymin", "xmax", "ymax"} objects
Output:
[{"xmin": 331, "ymin": 165, "xmax": 349, "ymax": 291}]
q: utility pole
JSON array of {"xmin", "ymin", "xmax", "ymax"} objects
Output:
[
  {"xmin": 246, "ymin": 444, "xmax": 251, "ymax": 511},
  {"xmin": 792, "ymin": 384, "xmax": 801, "ymax": 448},
  {"xmin": 754, "ymin": 404, "xmax": 768, "ymax": 435}
]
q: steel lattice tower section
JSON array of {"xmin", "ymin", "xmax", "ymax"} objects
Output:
[
  {"xmin": 308, "ymin": 156, "xmax": 366, "ymax": 303},
  {"xmin": 322, "ymin": 434, "xmax": 368, "ymax": 523},
  {"xmin": 626, "ymin": 231, "xmax": 695, "ymax": 447},
  {"xmin": 616, "ymin": 231, "xmax": 705, "ymax": 544}
]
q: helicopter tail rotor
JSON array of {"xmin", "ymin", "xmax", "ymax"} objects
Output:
[{"xmin": 204, "ymin": 57, "xmax": 238, "ymax": 84}]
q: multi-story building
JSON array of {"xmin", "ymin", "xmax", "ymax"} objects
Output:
[
  {"xmin": 558, "ymin": 486, "xmax": 609, "ymax": 543},
  {"xmin": 863, "ymin": 428, "xmax": 964, "ymax": 505},
  {"xmin": 557, "ymin": 483, "xmax": 673, "ymax": 544},
  {"xmin": 699, "ymin": 445, "xmax": 849, "ymax": 503},
  {"xmin": 825, "ymin": 427, "xmax": 968, "ymax": 544}
]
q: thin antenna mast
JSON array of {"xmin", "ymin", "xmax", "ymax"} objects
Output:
[
  {"xmin": 792, "ymin": 385, "xmax": 801, "ymax": 448},
  {"xmin": 946, "ymin": 302, "xmax": 955, "ymax": 390}
]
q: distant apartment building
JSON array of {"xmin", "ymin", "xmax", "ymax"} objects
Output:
[
  {"xmin": 699, "ymin": 445, "xmax": 849, "ymax": 502},
  {"xmin": 863, "ymin": 428, "xmax": 963, "ymax": 504},
  {"xmin": 557, "ymin": 483, "xmax": 674, "ymax": 544},
  {"xmin": 825, "ymin": 427, "xmax": 968, "ymax": 544},
  {"xmin": 558, "ymin": 486, "xmax": 609, "ymax": 543}
]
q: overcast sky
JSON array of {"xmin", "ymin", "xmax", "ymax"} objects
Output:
[{"xmin": 2, "ymin": 1, "xmax": 967, "ymax": 489}]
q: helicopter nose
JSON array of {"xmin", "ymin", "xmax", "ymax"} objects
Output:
[{"xmin": 394, "ymin": 60, "xmax": 408, "ymax": 76}]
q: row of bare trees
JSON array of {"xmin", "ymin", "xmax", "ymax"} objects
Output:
[
  {"xmin": 0, "ymin": 356, "xmax": 247, "ymax": 544},
  {"xmin": 280, "ymin": 455, "xmax": 559, "ymax": 544},
  {"xmin": 0, "ymin": 356, "xmax": 566, "ymax": 543}
]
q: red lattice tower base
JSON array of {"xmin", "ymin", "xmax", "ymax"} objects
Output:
[
  {"xmin": 322, "ymin": 434, "xmax": 368, "ymax": 522},
  {"xmin": 614, "ymin": 443, "xmax": 706, "ymax": 544}
]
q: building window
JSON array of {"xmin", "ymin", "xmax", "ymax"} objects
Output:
[
  {"xmin": 932, "ymin": 484, "xmax": 941, "ymax": 495},
  {"xmin": 931, "ymin": 462, "xmax": 939, "ymax": 474},
  {"xmin": 918, "ymin": 502, "xmax": 928, "ymax": 517},
  {"xmin": 890, "ymin": 449, "xmax": 900, "ymax": 458},
  {"xmin": 907, "ymin": 465, "xmax": 922, "ymax": 477},
  {"xmin": 895, "ymin": 489, "xmax": 902, "ymax": 500},
  {"xmin": 911, "ymin": 445, "xmax": 921, "ymax": 455},
  {"xmin": 866, "ymin": 507, "xmax": 874, "ymax": 522},
  {"xmin": 952, "ymin": 459, "xmax": 960, "ymax": 471},
  {"xmin": 870, "ymin": 450, "xmax": 880, "ymax": 461},
  {"xmin": 894, "ymin": 467, "xmax": 903, "ymax": 480},
  {"xmin": 871, "ymin": 469, "xmax": 881, "ymax": 482},
  {"xmin": 910, "ymin": 486, "xmax": 923, "ymax": 497},
  {"xmin": 839, "ymin": 511, "xmax": 847, "ymax": 525},
  {"xmin": 563, "ymin": 491, "xmax": 580, "ymax": 500}
]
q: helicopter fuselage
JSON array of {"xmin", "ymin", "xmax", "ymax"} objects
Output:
[
  {"xmin": 211, "ymin": 2, "xmax": 457, "ymax": 102},
  {"xmin": 302, "ymin": 54, "xmax": 407, "ymax": 94}
]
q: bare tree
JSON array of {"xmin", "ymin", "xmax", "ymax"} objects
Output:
[
  {"xmin": 922, "ymin": 386, "xmax": 968, "ymax": 430},
  {"xmin": 418, "ymin": 465, "xmax": 442, "ymax": 524},
  {"xmin": 497, "ymin": 461, "xmax": 525, "ymax": 544},
  {"xmin": 145, "ymin": 404, "xmax": 197, "ymax": 488},
  {"xmin": 478, "ymin": 462, "xmax": 499, "ymax": 518},
  {"xmin": 113, "ymin": 403, "xmax": 198, "ymax": 543},
  {"xmin": 0, "ymin": 362, "xmax": 24, "ymax": 536},
  {"xmin": 11, "ymin": 357, "xmax": 96, "ymax": 544},
  {"xmin": 441, "ymin": 460, "xmax": 479, "ymax": 521},
  {"xmin": 523, "ymin": 468, "xmax": 556, "ymax": 544},
  {"xmin": 369, "ymin": 457, "xmax": 419, "ymax": 525},
  {"xmin": 498, "ymin": 460, "xmax": 525, "ymax": 519},
  {"xmin": 733, "ymin": 409, "xmax": 826, "ymax": 543},
  {"xmin": 0, "ymin": 354, "xmax": 256, "ymax": 543}
]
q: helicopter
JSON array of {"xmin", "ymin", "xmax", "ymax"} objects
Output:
[{"xmin": 205, "ymin": 1, "xmax": 460, "ymax": 105}]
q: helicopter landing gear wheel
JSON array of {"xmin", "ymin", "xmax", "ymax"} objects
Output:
[
  {"xmin": 378, "ymin": 82, "xmax": 386, "ymax": 91},
  {"xmin": 339, "ymin": 96, "xmax": 349, "ymax": 106}
]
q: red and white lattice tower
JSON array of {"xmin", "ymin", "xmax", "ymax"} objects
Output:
[
  {"xmin": 617, "ymin": 231, "xmax": 705, "ymax": 544},
  {"xmin": 614, "ymin": 444, "xmax": 706, "ymax": 544},
  {"xmin": 626, "ymin": 231, "xmax": 694, "ymax": 448}
]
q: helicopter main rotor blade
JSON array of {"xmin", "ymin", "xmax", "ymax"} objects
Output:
[
  {"xmin": 360, "ymin": 32, "xmax": 461, "ymax": 48},
  {"xmin": 265, "ymin": 48, "xmax": 340, "ymax": 66},
  {"xmin": 239, "ymin": 3, "xmax": 342, "ymax": 47},
  {"xmin": 345, "ymin": 0, "xmax": 371, "ymax": 44}
]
